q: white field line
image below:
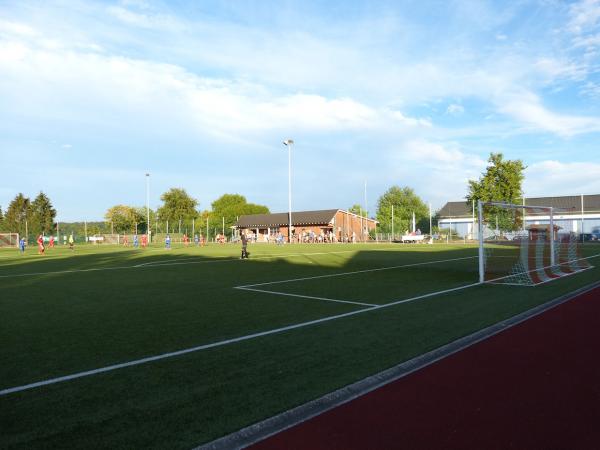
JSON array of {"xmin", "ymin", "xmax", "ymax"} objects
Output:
[
  {"xmin": 237, "ymin": 255, "xmax": 478, "ymax": 288},
  {"xmin": 0, "ymin": 250, "xmax": 363, "ymax": 279},
  {"xmin": 235, "ymin": 287, "xmax": 377, "ymax": 307},
  {"xmin": 0, "ymin": 282, "xmax": 480, "ymax": 397}
]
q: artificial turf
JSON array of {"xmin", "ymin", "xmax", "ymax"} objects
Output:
[{"xmin": 1, "ymin": 242, "xmax": 599, "ymax": 448}]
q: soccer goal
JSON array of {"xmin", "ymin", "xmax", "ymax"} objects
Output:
[
  {"xmin": 477, "ymin": 201, "xmax": 592, "ymax": 285},
  {"xmin": 0, "ymin": 233, "xmax": 19, "ymax": 248}
]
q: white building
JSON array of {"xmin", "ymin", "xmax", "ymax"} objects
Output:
[{"xmin": 437, "ymin": 194, "xmax": 600, "ymax": 239}]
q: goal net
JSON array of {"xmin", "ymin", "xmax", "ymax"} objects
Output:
[
  {"xmin": 477, "ymin": 201, "xmax": 592, "ymax": 285},
  {"xmin": 0, "ymin": 233, "xmax": 19, "ymax": 248}
]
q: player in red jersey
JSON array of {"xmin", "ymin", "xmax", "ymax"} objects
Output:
[
  {"xmin": 48, "ymin": 235, "xmax": 55, "ymax": 248},
  {"xmin": 141, "ymin": 234, "xmax": 148, "ymax": 248},
  {"xmin": 37, "ymin": 234, "xmax": 45, "ymax": 255}
]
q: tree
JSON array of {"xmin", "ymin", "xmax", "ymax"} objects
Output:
[
  {"xmin": 211, "ymin": 194, "xmax": 269, "ymax": 237},
  {"xmin": 4, "ymin": 193, "xmax": 30, "ymax": 237},
  {"xmin": 29, "ymin": 192, "xmax": 57, "ymax": 236},
  {"xmin": 0, "ymin": 206, "xmax": 4, "ymax": 231},
  {"xmin": 134, "ymin": 206, "xmax": 156, "ymax": 234},
  {"xmin": 467, "ymin": 153, "xmax": 525, "ymax": 232},
  {"xmin": 157, "ymin": 188, "xmax": 198, "ymax": 227},
  {"xmin": 375, "ymin": 186, "xmax": 429, "ymax": 234},
  {"xmin": 104, "ymin": 205, "xmax": 142, "ymax": 233},
  {"xmin": 348, "ymin": 204, "xmax": 366, "ymax": 216}
]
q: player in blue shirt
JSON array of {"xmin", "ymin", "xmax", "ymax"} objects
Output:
[
  {"xmin": 194, "ymin": 234, "xmax": 199, "ymax": 246},
  {"xmin": 19, "ymin": 237, "xmax": 26, "ymax": 253},
  {"xmin": 133, "ymin": 234, "xmax": 139, "ymax": 248},
  {"xmin": 165, "ymin": 234, "xmax": 171, "ymax": 249}
]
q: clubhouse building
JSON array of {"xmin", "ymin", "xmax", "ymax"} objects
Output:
[
  {"xmin": 234, "ymin": 209, "xmax": 378, "ymax": 242},
  {"xmin": 437, "ymin": 194, "xmax": 600, "ymax": 239}
]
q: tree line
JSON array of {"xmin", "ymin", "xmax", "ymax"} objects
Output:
[
  {"xmin": 0, "ymin": 192, "xmax": 56, "ymax": 238},
  {"xmin": 103, "ymin": 189, "xmax": 269, "ymax": 238}
]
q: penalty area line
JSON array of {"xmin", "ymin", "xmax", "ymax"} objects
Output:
[
  {"xmin": 0, "ymin": 282, "xmax": 480, "ymax": 397},
  {"xmin": 234, "ymin": 286, "xmax": 378, "ymax": 307},
  {"xmin": 237, "ymin": 255, "xmax": 478, "ymax": 289}
]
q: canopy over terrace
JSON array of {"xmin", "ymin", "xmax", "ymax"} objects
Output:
[{"xmin": 234, "ymin": 209, "xmax": 378, "ymax": 242}]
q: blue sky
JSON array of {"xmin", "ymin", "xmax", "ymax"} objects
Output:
[{"xmin": 1, "ymin": 0, "xmax": 599, "ymax": 221}]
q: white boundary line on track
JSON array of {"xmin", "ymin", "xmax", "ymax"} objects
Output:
[{"xmin": 0, "ymin": 281, "xmax": 480, "ymax": 397}]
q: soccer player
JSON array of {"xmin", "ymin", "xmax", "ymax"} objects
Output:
[
  {"xmin": 194, "ymin": 234, "xmax": 199, "ymax": 246},
  {"xmin": 141, "ymin": 234, "xmax": 147, "ymax": 248},
  {"xmin": 133, "ymin": 234, "xmax": 138, "ymax": 248},
  {"xmin": 123, "ymin": 235, "xmax": 129, "ymax": 246},
  {"xmin": 240, "ymin": 233, "xmax": 249, "ymax": 259},
  {"xmin": 165, "ymin": 234, "xmax": 171, "ymax": 249},
  {"xmin": 19, "ymin": 236, "xmax": 26, "ymax": 253},
  {"xmin": 37, "ymin": 234, "xmax": 45, "ymax": 255},
  {"xmin": 48, "ymin": 235, "xmax": 55, "ymax": 248},
  {"xmin": 68, "ymin": 233, "xmax": 74, "ymax": 250}
]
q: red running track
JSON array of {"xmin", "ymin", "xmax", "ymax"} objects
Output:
[{"xmin": 250, "ymin": 287, "xmax": 600, "ymax": 450}]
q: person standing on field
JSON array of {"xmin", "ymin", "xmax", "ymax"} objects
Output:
[
  {"xmin": 68, "ymin": 233, "xmax": 74, "ymax": 250},
  {"xmin": 37, "ymin": 234, "xmax": 45, "ymax": 255},
  {"xmin": 241, "ymin": 233, "xmax": 249, "ymax": 259},
  {"xmin": 19, "ymin": 236, "xmax": 26, "ymax": 253}
]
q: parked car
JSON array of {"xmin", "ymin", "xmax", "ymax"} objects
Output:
[{"xmin": 591, "ymin": 227, "xmax": 600, "ymax": 241}]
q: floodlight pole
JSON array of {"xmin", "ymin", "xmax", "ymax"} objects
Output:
[
  {"xmin": 146, "ymin": 173, "xmax": 150, "ymax": 243},
  {"xmin": 283, "ymin": 139, "xmax": 294, "ymax": 243}
]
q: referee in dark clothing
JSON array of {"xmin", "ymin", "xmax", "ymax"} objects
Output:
[{"xmin": 241, "ymin": 233, "xmax": 249, "ymax": 259}]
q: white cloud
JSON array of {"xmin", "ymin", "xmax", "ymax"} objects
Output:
[
  {"xmin": 446, "ymin": 104, "xmax": 464, "ymax": 116},
  {"xmin": 568, "ymin": 0, "xmax": 600, "ymax": 34},
  {"xmin": 572, "ymin": 33, "xmax": 600, "ymax": 49},
  {"xmin": 106, "ymin": 6, "xmax": 183, "ymax": 31},
  {"xmin": 534, "ymin": 57, "xmax": 588, "ymax": 82},
  {"xmin": 385, "ymin": 139, "xmax": 487, "ymax": 207},
  {"xmin": 525, "ymin": 160, "xmax": 600, "ymax": 196},
  {"xmin": 497, "ymin": 91, "xmax": 600, "ymax": 137},
  {"xmin": 0, "ymin": 19, "xmax": 37, "ymax": 37},
  {"xmin": 390, "ymin": 111, "xmax": 432, "ymax": 127},
  {"xmin": 0, "ymin": 37, "xmax": 385, "ymax": 137}
]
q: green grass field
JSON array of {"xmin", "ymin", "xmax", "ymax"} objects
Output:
[{"xmin": 1, "ymin": 242, "xmax": 599, "ymax": 449}]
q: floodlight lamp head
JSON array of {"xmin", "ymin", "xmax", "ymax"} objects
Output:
[{"xmin": 283, "ymin": 139, "xmax": 294, "ymax": 146}]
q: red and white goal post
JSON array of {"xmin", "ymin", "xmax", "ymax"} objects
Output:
[
  {"xmin": 0, "ymin": 233, "xmax": 19, "ymax": 248},
  {"xmin": 477, "ymin": 200, "xmax": 592, "ymax": 286}
]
